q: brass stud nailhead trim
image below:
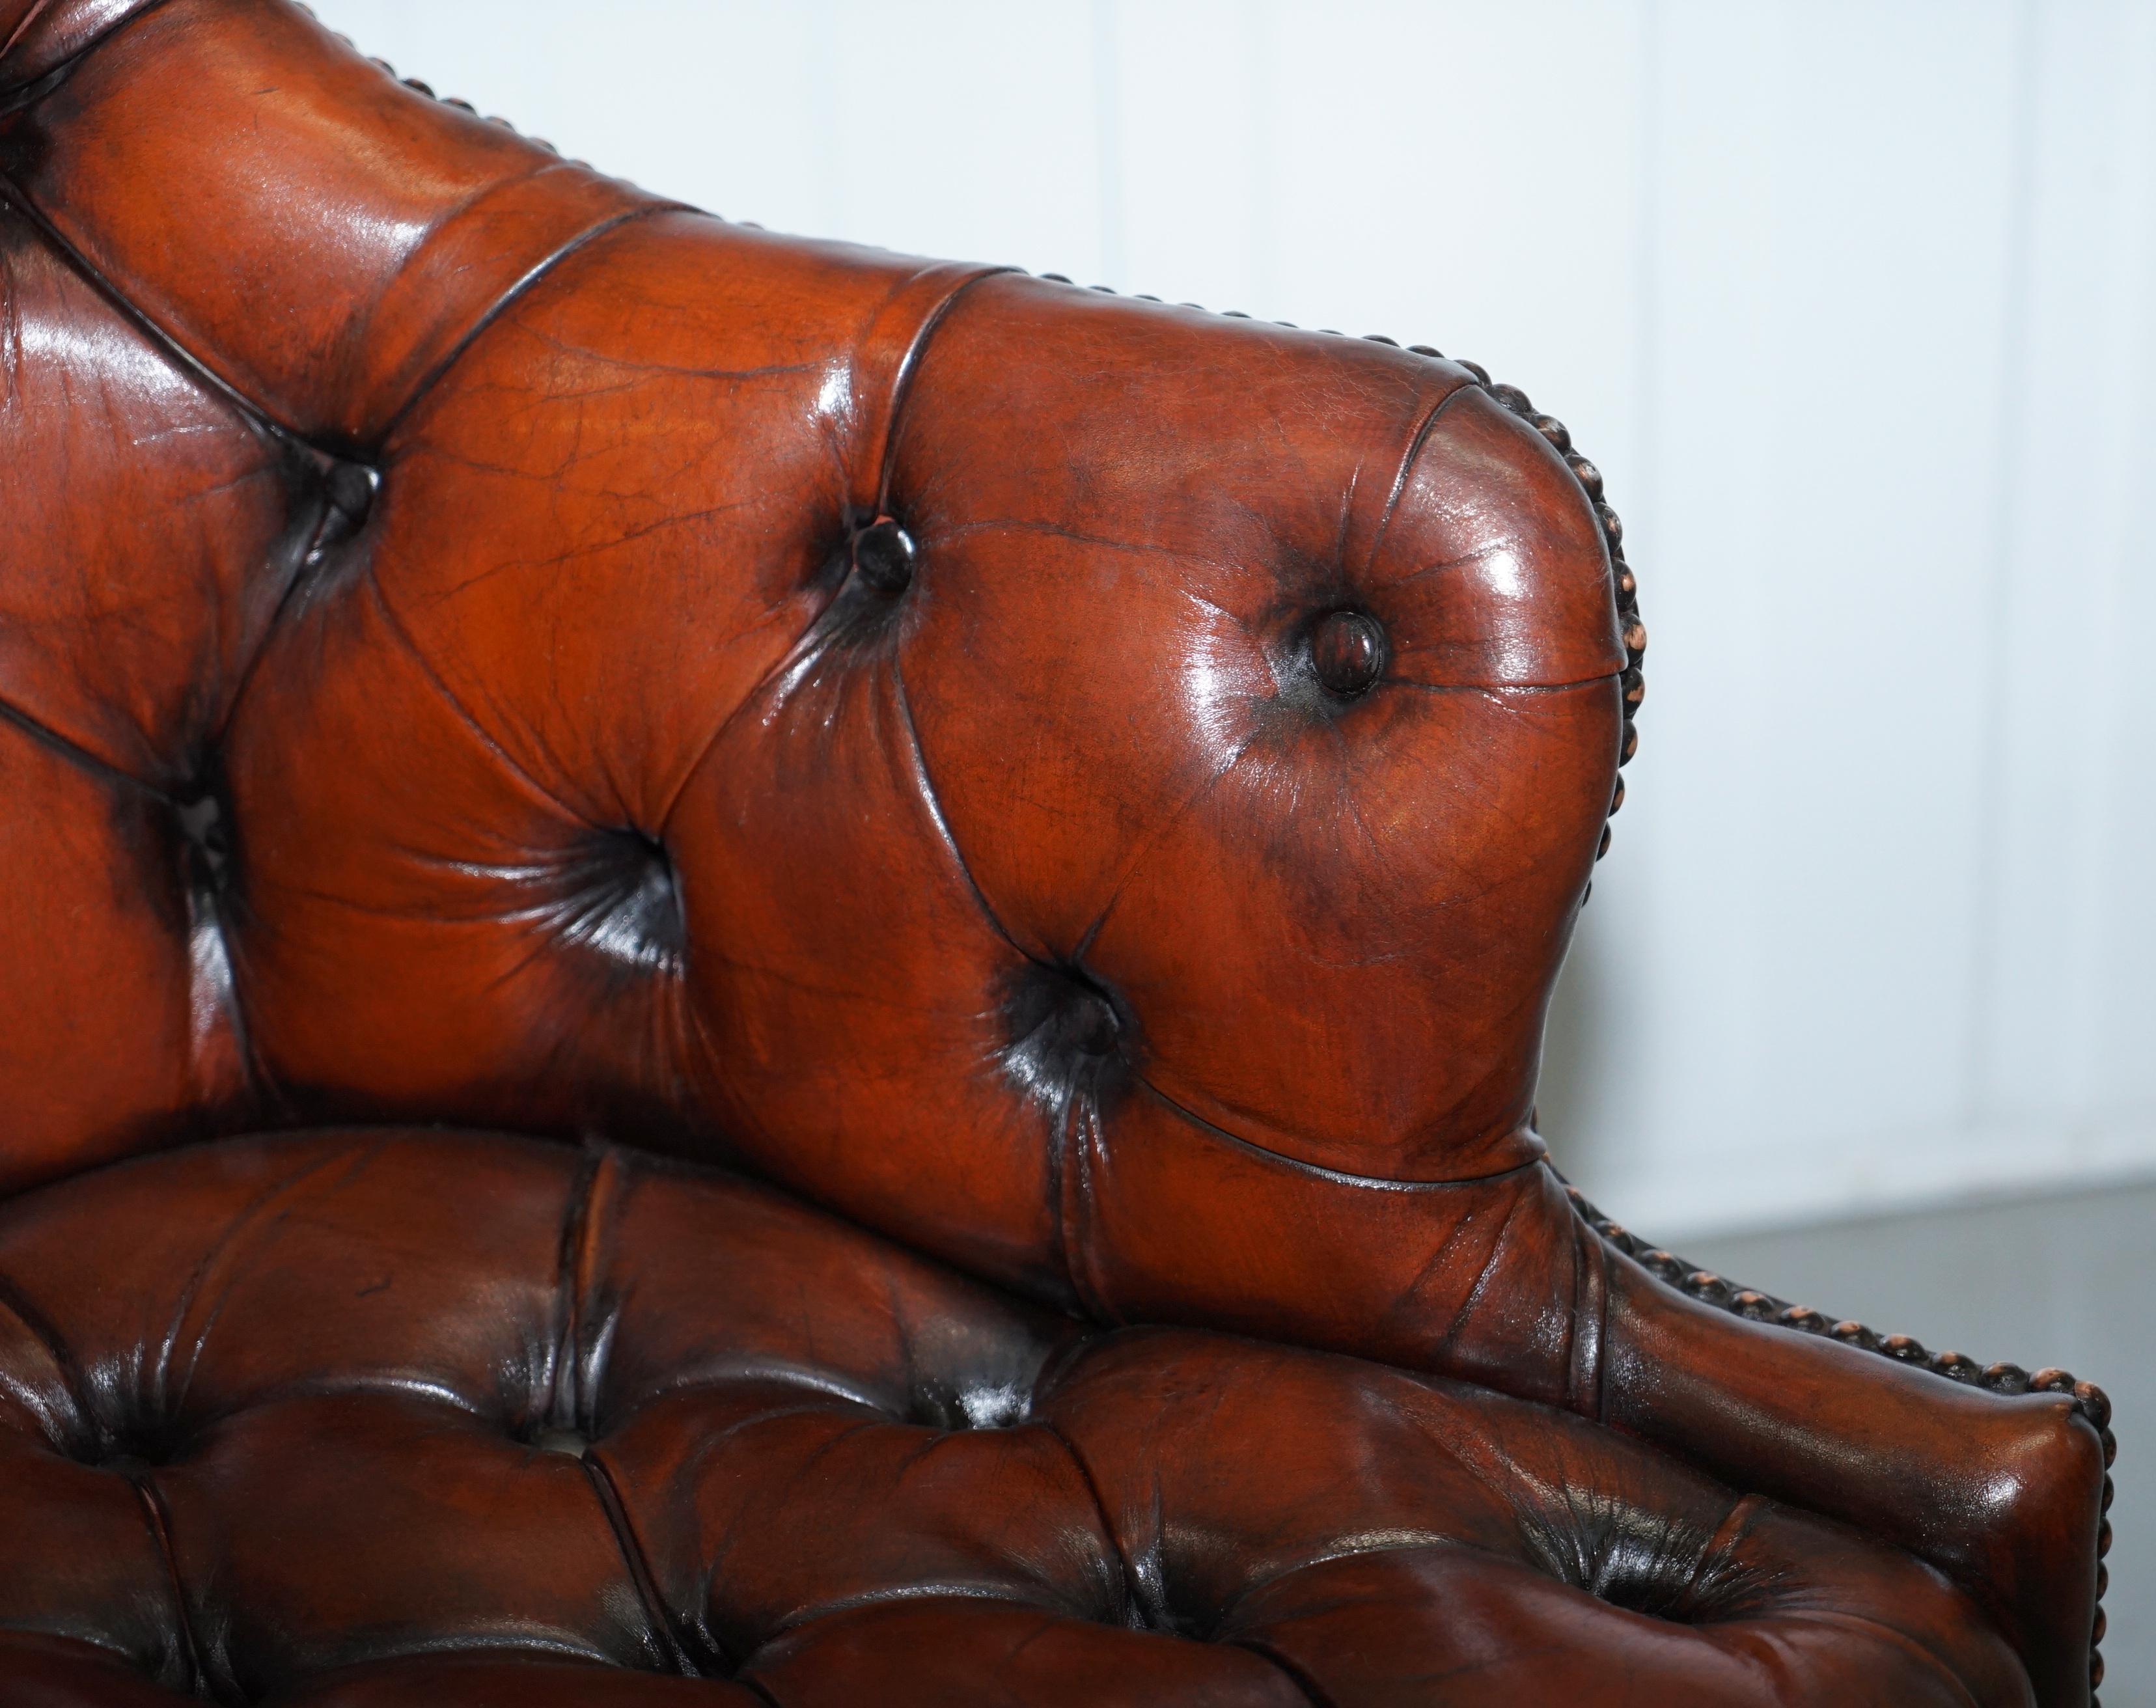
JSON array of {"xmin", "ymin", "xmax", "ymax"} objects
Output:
[{"xmin": 1563, "ymin": 1178, "xmax": 2113, "ymax": 1697}]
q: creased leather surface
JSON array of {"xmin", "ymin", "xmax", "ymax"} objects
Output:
[
  {"xmin": 0, "ymin": 1, "xmax": 2103, "ymax": 1701},
  {"xmin": 0, "ymin": 1132, "xmax": 2028, "ymax": 1705}
]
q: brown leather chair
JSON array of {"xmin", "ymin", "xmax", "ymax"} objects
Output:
[{"xmin": 0, "ymin": 3, "xmax": 2114, "ymax": 1703}]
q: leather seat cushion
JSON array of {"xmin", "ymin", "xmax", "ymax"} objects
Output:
[{"xmin": 0, "ymin": 1131, "xmax": 2026, "ymax": 1705}]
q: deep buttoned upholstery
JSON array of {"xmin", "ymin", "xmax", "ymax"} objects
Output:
[
  {"xmin": 0, "ymin": 1, "xmax": 2108, "ymax": 1703},
  {"xmin": 0, "ymin": 1133, "xmax": 2035, "ymax": 1703}
]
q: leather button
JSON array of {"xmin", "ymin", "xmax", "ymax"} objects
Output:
[
  {"xmin": 1070, "ymin": 989, "xmax": 1118, "ymax": 1056},
  {"xmin": 1311, "ymin": 610, "xmax": 1386, "ymax": 697},
  {"xmin": 174, "ymin": 790, "xmax": 230, "ymax": 884},
  {"xmin": 325, "ymin": 458, "xmax": 378, "ymax": 526},
  {"xmin": 852, "ymin": 518, "xmax": 917, "ymax": 593},
  {"xmin": 1001, "ymin": 963, "xmax": 1128, "ymax": 1103}
]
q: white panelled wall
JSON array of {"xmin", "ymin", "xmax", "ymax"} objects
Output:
[{"xmin": 309, "ymin": 0, "xmax": 2156, "ymax": 1242}]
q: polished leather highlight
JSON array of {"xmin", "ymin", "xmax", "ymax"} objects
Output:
[
  {"xmin": 0, "ymin": 1133, "xmax": 2030, "ymax": 1704},
  {"xmin": 0, "ymin": 2, "xmax": 2107, "ymax": 1703}
]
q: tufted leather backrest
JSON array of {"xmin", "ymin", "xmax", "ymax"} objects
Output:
[
  {"xmin": 1, "ymin": 0, "xmax": 1624, "ymax": 1329},
  {"xmin": 3, "ymin": 8, "xmax": 2118, "ymax": 1704}
]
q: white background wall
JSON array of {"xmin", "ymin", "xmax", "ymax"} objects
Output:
[{"xmin": 310, "ymin": 0, "xmax": 2156, "ymax": 1242}]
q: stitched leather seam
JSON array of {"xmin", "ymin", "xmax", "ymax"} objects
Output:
[
  {"xmin": 1560, "ymin": 1209, "xmax": 1586, "ymax": 1416},
  {"xmin": 887, "ymin": 661, "xmax": 1031, "ymax": 966},
  {"xmin": 1690, "ymin": 1491, "xmax": 1767, "ymax": 1592},
  {"xmin": 601, "ymin": 1366, "xmax": 893, "ymax": 1432},
  {"xmin": 550, "ymin": 1141, "xmax": 609, "ymax": 1434},
  {"xmin": 1706, "ymin": 1605, "xmax": 1986, "ymax": 1708},
  {"xmin": 358, "ymin": 572, "xmax": 592, "ymax": 823},
  {"xmin": 0, "ymin": 1269, "xmax": 92, "ymax": 1449},
  {"xmin": 1355, "ymin": 378, "xmax": 1478, "ymax": 584},
  {"xmin": 652, "ymin": 585, "xmax": 855, "ymax": 836},
  {"xmin": 1045, "ymin": 1047, "xmax": 1077, "ymax": 1306},
  {"xmin": 1424, "ymin": 1191, "xmax": 1528, "ymax": 1375},
  {"xmin": 0, "ymin": 46, "xmax": 68, "ymax": 118},
  {"xmin": 0, "ymin": 182, "xmax": 677, "ymax": 463},
  {"xmin": 1228, "ymin": 1536, "xmax": 1526, "ymax": 1621},
  {"xmin": 764, "ymin": 1580, "xmax": 1066, "ymax": 1640},
  {"xmin": 146, "ymin": 1374, "xmax": 490, "ymax": 1443},
  {"xmin": 581, "ymin": 1449, "xmax": 701, "ymax": 1677},
  {"xmin": 1036, "ymin": 1417, "xmax": 1138, "ymax": 1628},
  {"xmin": 187, "ymin": 452, "xmax": 341, "ymax": 806},
  {"xmin": 1587, "ymin": 1220, "xmax": 1609, "ymax": 1420},
  {"xmin": 869, "ymin": 266, "xmax": 1013, "ymax": 516},
  {"xmin": 1563, "ymin": 1170, "xmax": 2112, "ymax": 1693},
  {"xmin": 0, "ymin": 0, "xmax": 171, "ymax": 96},
  {"xmin": 0, "ymin": 690, "xmax": 176, "ymax": 803},
  {"xmin": 1075, "ymin": 733, "xmax": 1262, "ymax": 961},
  {"xmin": 1056, "ymin": 668, "xmax": 1610, "ymax": 972},
  {"xmin": 0, "ymin": 0, "xmax": 59, "ymax": 63},
  {"xmin": 1134, "ymin": 1075, "xmax": 1543, "ymax": 1192},
  {"xmin": 1055, "ymin": 1096, "xmax": 1119, "ymax": 1327},
  {"xmin": 730, "ymin": 1672, "xmax": 782, "ymax": 1708},
  {"xmin": 650, "ymin": 269, "xmax": 1011, "ymax": 836},
  {"xmin": 0, "ymin": 679, "xmax": 266, "ymax": 1129},
  {"xmin": 868, "ymin": 655, "xmax": 1116, "ymax": 1315},
  {"xmin": 128, "ymin": 1471, "xmax": 212, "ymax": 1700},
  {"xmin": 190, "ymin": 872, "xmax": 264, "ymax": 1122},
  {"xmin": 1224, "ymin": 1638, "xmax": 1338, "ymax": 1708},
  {"xmin": 0, "ymin": 174, "xmax": 306, "ymax": 443},
  {"xmin": 152, "ymin": 1140, "xmax": 381, "ymax": 1427},
  {"xmin": 374, "ymin": 200, "xmax": 685, "ymax": 450},
  {"xmin": 1564, "ymin": 1208, "xmax": 1609, "ymax": 1422}
]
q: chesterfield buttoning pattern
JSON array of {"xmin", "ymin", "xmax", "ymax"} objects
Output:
[{"xmin": 0, "ymin": 1, "xmax": 2110, "ymax": 1703}]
